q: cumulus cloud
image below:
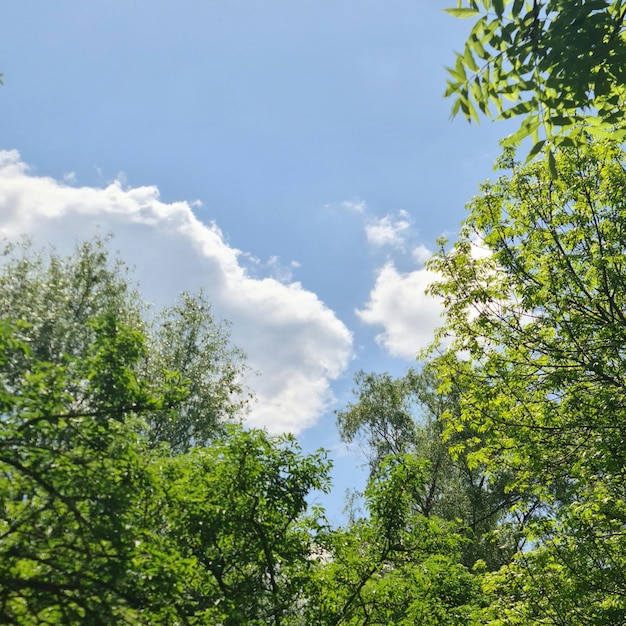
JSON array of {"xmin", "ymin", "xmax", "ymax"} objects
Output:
[
  {"xmin": 356, "ymin": 261, "xmax": 443, "ymax": 360},
  {"xmin": 365, "ymin": 210, "xmax": 412, "ymax": 249},
  {"xmin": 0, "ymin": 150, "xmax": 353, "ymax": 434}
]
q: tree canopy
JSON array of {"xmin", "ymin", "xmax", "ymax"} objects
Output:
[
  {"xmin": 337, "ymin": 368, "xmax": 521, "ymax": 571},
  {"xmin": 428, "ymin": 139, "xmax": 626, "ymax": 622},
  {"xmin": 0, "ymin": 237, "xmax": 494, "ymax": 624},
  {"xmin": 0, "ymin": 238, "xmax": 249, "ymax": 451},
  {"xmin": 304, "ymin": 453, "xmax": 485, "ymax": 625},
  {"xmin": 0, "ymin": 239, "xmax": 333, "ymax": 623}
]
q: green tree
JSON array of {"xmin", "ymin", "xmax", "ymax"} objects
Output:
[
  {"xmin": 428, "ymin": 140, "xmax": 626, "ymax": 622},
  {"xmin": 305, "ymin": 455, "xmax": 485, "ymax": 625},
  {"xmin": 0, "ymin": 237, "xmax": 334, "ymax": 624},
  {"xmin": 155, "ymin": 427, "xmax": 331, "ymax": 625},
  {"xmin": 445, "ymin": 0, "xmax": 626, "ymax": 164},
  {"xmin": 0, "ymin": 319, "xmax": 330, "ymax": 623},
  {"xmin": 337, "ymin": 368, "xmax": 519, "ymax": 570},
  {"xmin": 145, "ymin": 291, "xmax": 249, "ymax": 452},
  {"xmin": 0, "ymin": 237, "xmax": 248, "ymax": 451},
  {"xmin": 0, "ymin": 314, "xmax": 186, "ymax": 623}
]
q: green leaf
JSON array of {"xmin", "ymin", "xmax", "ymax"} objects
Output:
[
  {"xmin": 455, "ymin": 54, "xmax": 468, "ymax": 81},
  {"xmin": 451, "ymin": 96, "xmax": 463, "ymax": 117},
  {"xmin": 547, "ymin": 148, "xmax": 557, "ymax": 179},
  {"xmin": 472, "ymin": 78, "xmax": 487, "ymax": 112},
  {"xmin": 552, "ymin": 135, "xmax": 576, "ymax": 148},
  {"xmin": 464, "ymin": 45, "xmax": 480, "ymax": 72},
  {"xmin": 499, "ymin": 100, "xmax": 533, "ymax": 119},
  {"xmin": 470, "ymin": 37, "xmax": 489, "ymax": 62},
  {"xmin": 444, "ymin": 7, "xmax": 481, "ymax": 17},
  {"xmin": 525, "ymin": 139, "xmax": 547, "ymax": 161}
]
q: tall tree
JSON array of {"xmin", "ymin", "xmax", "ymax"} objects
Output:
[
  {"xmin": 146, "ymin": 291, "xmax": 249, "ymax": 451},
  {"xmin": 337, "ymin": 368, "xmax": 520, "ymax": 570},
  {"xmin": 0, "ymin": 314, "xmax": 183, "ymax": 623},
  {"xmin": 157, "ymin": 427, "xmax": 331, "ymax": 626},
  {"xmin": 0, "ymin": 237, "xmax": 249, "ymax": 451},
  {"xmin": 428, "ymin": 140, "xmax": 626, "ymax": 622},
  {"xmin": 445, "ymin": 0, "xmax": 626, "ymax": 164},
  {"xmin": 0, "ymin": 239, "xmax": 331, "ymax": 624}
]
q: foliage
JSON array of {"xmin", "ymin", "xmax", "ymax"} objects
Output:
[
  {"xmin": 304, "ymin": 455, "xmax": 485, "ymax": 625},
  {"xmin": 337, "ymin": 368, "xmax": 519, "ymax": 570},
  {"xmin": 336, "ymin": 370, "xmax": 422, "ymax": 475},
  {"xmin": 156, "ymin": 427, "xmax": 331, "ymax": 625},
  {"xmin": 0, "ymin": 237, "xmax": 249, "ymax": 451},
  {"xmin": 0, "ymin": 315, "xmax": 177, "ymax": 623},
  {"xmin": 0, "ymin": 313, "xmax": 331, "ymax": 623},
  {"xmin": 146, "ymin": 291, "xmax": 249, "ymax": 452},
  {"xmin": 0, "ymin": 237, "xmax": 337, "ymax": 624},
  {"xmin": 428, "ymin": 140, "xmax": 626, "ymax": 622},
  {"xmin": 445, "ymin": 0, "xmax": 626, "ymax": 165}
]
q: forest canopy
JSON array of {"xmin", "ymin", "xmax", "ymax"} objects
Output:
[
  {"xmin": 0, "ymin": 239, "xmax": 485, "ymax": 624},
  {"xmin": 427, "ymin": 139, "xmax": 626, "ymax": 623}
]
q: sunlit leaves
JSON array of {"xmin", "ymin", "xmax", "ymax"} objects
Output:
[
  {"xmin": 428, "ymin": 140, "xmax": 626, "ymax": 621},
  {"xmin": 304, "ymin": 455, "xmax": 484, "ymax": 625},
  {"xmin": 444, "ymin": 7, "xmax": 481, "ymax": 17},
  {"xmin": 0, "ymin": 312, "xmax": 331, "ymax": 623},
  {"xmin": 156, "ymin": 427, "xmax": 332, "ymax": 625}
]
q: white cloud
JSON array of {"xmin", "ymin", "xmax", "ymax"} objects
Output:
[
  {"xmin": 356, "ymin": 261, "xmax": 443, "ymax": 360},
  {"xmin": 264, "ymin": 255, "xmax": 297, "ymax": 283},
  {"xmin": 0, "ymin": 150, "xmax": 353, "ymax": 434},
  {"xmin": 365, "ymin": 211, "xmax": 412, "ymax": 249},
  {"xmin": 340, "ymin": 200, "xmax": 366, "ymax": 213},
  {"xmin": 411, "ymin": 244, "xmax": 432, "ymax": 265}
]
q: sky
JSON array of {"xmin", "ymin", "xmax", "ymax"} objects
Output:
[{"xmin": 0, "ymin": 1, "xmax": 512, "ymax": 524}]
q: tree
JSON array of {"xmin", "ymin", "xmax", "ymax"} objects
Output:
[
  {"xmin": 445, "ymin": 0, "xmax": 626, "ymax": 165},
  {"xmin": 337, "ymin": 368, "xmax": 520, "ymax": 570},
  {"xmin": 0, "ymin": 314, "xmax": 185, "ymax": 623},
  {"xmin": 155, "ymin": 427, "xmax": 331, "ymax": 626},
  {"xmin": 0, "ymin": 320, "xmax": 330, "ymax": 623},
  {"xmin": 428, "ymin": 140, "xmax": 626, "ymax": 622},
  {"xmin": 145, "ymin": 291, "xmax": 249, "ymax": 452},
  {"xmin": 336, "ymin": 370, "xmax": 422, "ymax": 476},
  {"xmin": 0, "ymin": 237, "xmax": 249, "ymax": 451},
  {"xmin": 0, "ymin": 239, "xmax": 332, "ymax": 623},
  {"xmin": 304, "ymin": 455, "xmax": 485, "ymax": 625}
]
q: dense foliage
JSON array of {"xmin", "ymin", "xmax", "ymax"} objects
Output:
[
  {"xmin": 336, "ymin": 368, "xmax": 520, "ymax": 571},
  {"xmin": 0, "ymin": 241, "xmax": 320, "ymax": 623},
  {"xmin": 0, "ymin": 238, "xmax": 248, "ymax": 451},
  {"xmin": 446, "ymin": 0, "xmax": 626, "ymax": 165},
  {"xmin": 429, "ymin": 140, "xmax": 626, "ymax": 623},
  {"xmin": 0, "ymin": 241, "xmax": 489, "ymax": 624}
]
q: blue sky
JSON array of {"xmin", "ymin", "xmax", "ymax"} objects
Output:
[{"xmin": 0, "ymin": 1, "xmax": 511, "ymax": 523}]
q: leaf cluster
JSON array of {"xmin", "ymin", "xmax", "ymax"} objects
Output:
[{"xmin": 445, "ymin": 0, "xmax": 626, "ymax": 164}]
